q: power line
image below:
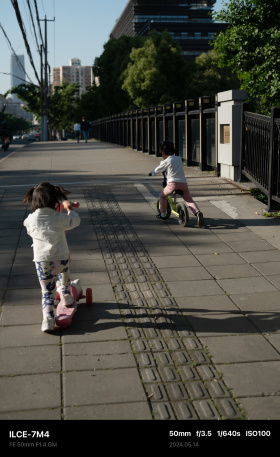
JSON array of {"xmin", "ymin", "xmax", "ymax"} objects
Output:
[
  {"xmin": 25, "ymin": 0, "xmax": 40, "ymax": 51},
  {"xmin": 0, "ymin": 22, "xmax": 35, "ymax": 86},
  {"xmin": 10, "ymin": 0, "xmax": 41, "ymax": 84}
]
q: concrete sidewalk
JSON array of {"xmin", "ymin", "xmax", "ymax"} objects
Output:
[{"xmin": 1, "ymin": 140, "xmax": 280, "ymax": 428}]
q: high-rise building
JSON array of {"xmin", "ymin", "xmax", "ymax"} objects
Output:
[
  {"xmin": 10, "ymin": 54, "xmax": 26, "ymax": 101},
  {"xmin": 110, "ymin": 0, "xmax": 227, "ymax": 60},
  {"xmin": 52, "ymin": 58, "xmax": 93, "ymax": 96}
]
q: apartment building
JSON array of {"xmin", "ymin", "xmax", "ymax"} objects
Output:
[
  {"xmin": 110, "ymin": 0, "xmax": 227, "ymax": 60},
  {"xmin": 52, "ymin": 58, "xmax": 93, "ymax": 96}
]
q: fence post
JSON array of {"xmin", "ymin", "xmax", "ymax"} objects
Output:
[
  {"xmin": 185, "ymin": 99, "xmax": 196, "ymax": 166},
  {"xmin": 199, "ymin": 96, "xmax": 211, "ymax": 170},
  {"xmin": 267, "ymin": 107, "xmax": 280, "ymax": 211},
  {"xmin": 217, "ymin": 90, "xmax": 247, "ymax": 180},
  {"xmin": 238, "ymin": 101, "xmax": 250, "ymax": 182}
]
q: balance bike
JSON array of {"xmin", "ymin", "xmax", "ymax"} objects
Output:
[{"xmin": 154, "ymin": 172, "xmax": 189, "ymax": 227}]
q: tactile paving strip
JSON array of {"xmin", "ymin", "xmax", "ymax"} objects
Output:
[{"xmin": 84, "ymin": 184, "xmax": 244, "ymax": 420}]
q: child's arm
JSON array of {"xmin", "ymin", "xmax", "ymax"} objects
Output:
[
  {"xmin": 62, "ymin": 200, "xmax": 74, "ymax": 213},
  {"xmin": 149, "ymin": 160, "xmax": 167, "ymax": 176}
]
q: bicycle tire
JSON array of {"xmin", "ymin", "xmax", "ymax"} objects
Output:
[{"xmin": 177, "ymin": 203, "xmax": 189, "ymax": 227}]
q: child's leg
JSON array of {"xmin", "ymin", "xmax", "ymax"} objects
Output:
[
  {"xmin": 179, "ymin": 183, "xmax": 200, "ymax": 216},
  {"xmin": 57, "ymin": 259, "xmax": 74, "ymax": 306},
  {"xmin": 35, "ymin": 261, "xmax": 57, "ymax": 320},
  {"xmin": 159, "ymin": 183, "xmax": 177, "ymax": 215}
]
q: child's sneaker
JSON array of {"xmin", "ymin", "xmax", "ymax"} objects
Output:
[
  {"xmin": 62, "ymin": 293, "xmax": 74, "ymax": 307},
  {"xmin": 41, "ymin": 316, "xmax": 54, "ymax": 332},
  {"xmin": 197, "ymin": 211, "xmax": 205, "ymax": 228}
]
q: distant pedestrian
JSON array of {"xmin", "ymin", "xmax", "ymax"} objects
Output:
[
  {"xmin": 80, "ymin": 117, "xmax": 90, "ymax": 143},
  {"xmin": 74, "ymin": 121, "xmax": 81, "ymax": 143}
]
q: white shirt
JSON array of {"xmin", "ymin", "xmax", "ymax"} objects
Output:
[
  {"xmin": 23, "ymin": 207, "xmax": 81, "ymax": 262},
  {"xmin": 74, "ymin": 123, "xmax": 81, "ymax": 131},
  {"xmin": 151, "ymin": 155, "xmax": 187, "ymax": 183}
]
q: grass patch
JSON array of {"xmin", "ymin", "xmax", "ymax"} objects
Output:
[{"xmin": 249, "ymin": 188, "xmax": 280, "ymax": 217}]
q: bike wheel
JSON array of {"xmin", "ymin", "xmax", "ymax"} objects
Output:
[
  {"xmin": 177, "ymin": 203, "xmax": 189, "ymax": 227},
  {"xmin": 156, "ymin": 199, "xmax": 171, "ymax": 219}
]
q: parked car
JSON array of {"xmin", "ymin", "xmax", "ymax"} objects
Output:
[
  {"xmin": 21, "ymin": 134, "xmax": 29, "ymax": 140},
  {"xmin": 34, "ymin": 133, "xmax": 40, "ymax": 141},
  {"xmin": 13, "ymin": 134, "xmax": 22, "ymax": 140},
  {"xmin": 28, "ymin": 133, "xmax": 36, "ymax": 141}
]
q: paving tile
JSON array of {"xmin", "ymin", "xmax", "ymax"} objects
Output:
[
  {"xmin": 246, "ymin": 312, "xmax": 280, "ymax": 333},
  {"xmin": 176, "ymin": 294, "xmax": 239, "ymax": 314},
  {"xmin": 61, "ymin": 318, "xmax": 128, "ymax": 344},
  {"xmin": 252, "ymin": 261, "xmax": 280, "ymax": 276},
  {"xmin": 196, "ymin": 252, "xmax": 246, "ymax": 266},
  {"xmin": 167, "ymin": 279, "xmax": 224, "ymax": 297},
  {"xmin": 0, "ymin": 324, "xmax": 60, "ymax": 347},
  {"xmin": 266, "ymin": 334, "xmax": 280, "ymax": 352},
  {"xmin": 63, "ymin": 368, "xmax": 147, "ymax": 406},
  {"xmin": 187, "ymin": 241, "xmax": 235, "ymax": 254},
  {"xmin": 187, "ymin": 313, "xmax": 257, "ymax": 336},
  {"xmin": 239, "ymin": 396, "xmax": 280, "ymax": 420},
  {"xmin": 200, "ymin": 334, "xmax": 280, "ymax": 363},
  {"xmin": 240, "ymin": 249, "xmax": 280, "ymax": 263},
  {"xmin": 151, "ymin": 402, "xmax": 176, "ymax": 420},
  {"xmin": 216, "ymin": 361, "xmax": 280, "ymax": 396},
  {"xmin": 172, "ymin": 400, "xmax": 199, "ymax": 419},
  {"xmin": 152, "ymin": 255, "xmax": 201, "ymax": 268},
  {"xmin": 64, "ymin": 402, "xmax": 152, "ymax": 420},
  {"xmin": 206, "ymin": 263, "xmax": 261, "ymax": 280},
  {"xmin": 0, "ymin": 346, "xmax": 61, "ymax": 375},
  {"xmin": 230, "ymin": 291, "xmax": 280, "ymax": 312},
  {"xmin": 0, "ymin": 373, "xmax": 61, "ymax": 412},
  {"xmin": 217, "ymin": 276, "xmax": 278, "ymax": 295},
  {"xmin": 225, "ymin": 239, "xmax": 275, "ymax": 252},
  {"xmin": 160, "ymin": 266, "xmax": 212, "ymax": 281}
]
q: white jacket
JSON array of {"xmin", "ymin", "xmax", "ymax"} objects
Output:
[
  {"xmin": 23, "ymin": 207, "xmax": 81, "ymax": 262},
  {"xmin": 150, "ymin": 155, "xmax": 187, "ymax": 183}
]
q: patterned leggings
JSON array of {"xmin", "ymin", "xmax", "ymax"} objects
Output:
[{"xmin": 35, "ymin": 259, "xmax": 71, "ymax": 318}]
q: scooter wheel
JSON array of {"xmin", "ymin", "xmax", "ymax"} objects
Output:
[{"xmin": 86, "ymin": 288, "xmax": 92, "ymax": 306}]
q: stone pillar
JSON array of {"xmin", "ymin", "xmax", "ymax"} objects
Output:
[{"xmin": 217, "ymin": 90, "xmax": 247, "ymax": 181}]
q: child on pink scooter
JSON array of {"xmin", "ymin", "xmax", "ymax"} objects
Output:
[{"xmin": 22, "ymin": 182, "xmax": 80, "ymax": 332}]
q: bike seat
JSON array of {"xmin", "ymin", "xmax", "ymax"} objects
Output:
[{"xmin": 173, "ymin": 190, "xmax": 184, "ymax": 196}]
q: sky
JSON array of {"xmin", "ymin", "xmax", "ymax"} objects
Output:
[{"xmin": 0, "ymin": 0, "xmax": 225, "ymax": 97}]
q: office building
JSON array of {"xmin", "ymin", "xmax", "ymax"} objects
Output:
[
  {"xmin": 110, "ymin": 0, "xmax": 227, "ymax": 60},
  {"xmin": 52, "ymin": 58, "xmax": 93, "ymax": 96},
  {"xmin": 10, "ymin": 54, "xmax": 26, "ymax": 101}
]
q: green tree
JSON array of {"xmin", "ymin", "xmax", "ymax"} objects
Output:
[
  {"xmin": 121, "ymin": 30, "xmax": 187, "ymax": 108},
  {"xmin": 212, "ymin": 0, "xmax": 280, "ymax": 113},
  {"xmin": 93, "ymin": 35, "xmax": 146, "ymax": 116},
  {"xmin": 186, "ymin": 49, "xmax": 240, "ymax": 104},
  {"xmin": 0, "ymin": 106, "xmax": 31, "ymax": 132},
  {"xmin": 6, "ymin": 82, "xmax": 80, "ymax": 132}
]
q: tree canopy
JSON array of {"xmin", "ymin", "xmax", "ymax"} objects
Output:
[
  {"xmin": 121, "ymin": 30, "xmax": 187, "ymax": 107},
  {"xmin": 212, "ymin": 0, "xmax": 280, "ymax": 113}
]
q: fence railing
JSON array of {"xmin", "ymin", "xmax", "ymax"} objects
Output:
[
  {"xmin": 92, "ymin": 97, "xmax": 217, "ymax": 172},
  {"xmin": 240, "ymin": 106, "xmax": 280, "ymax": 210}
]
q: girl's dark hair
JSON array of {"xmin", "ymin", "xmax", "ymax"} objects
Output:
[
  {"xmin": 22, "ymin": 182, "xmax": 70, "ymax": 212},
  {"xmin": 160, "ymin": 140, "xmax": 175, "ymax": 156}
]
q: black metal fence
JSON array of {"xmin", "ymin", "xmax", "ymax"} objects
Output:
[
  {"xmin": 240, "ymin": 106, "xmax": 280, "ymax": 210},
  {"xmin": 91, "ymin": 96, "xmax": 217, "ymax": 172}
]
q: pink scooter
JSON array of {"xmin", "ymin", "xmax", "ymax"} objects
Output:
[{"xmin": 54, "ymin": 201, "xmax": 92, "ymax": 329}]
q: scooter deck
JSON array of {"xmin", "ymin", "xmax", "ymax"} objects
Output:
[{"xmin": 55, "ymin": 300, "xmax": 77, "ymax": 328}]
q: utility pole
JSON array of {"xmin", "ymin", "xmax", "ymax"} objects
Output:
[{"xmin": 39, "ymin": 16, "xmax": 55, "ymax": 141}]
